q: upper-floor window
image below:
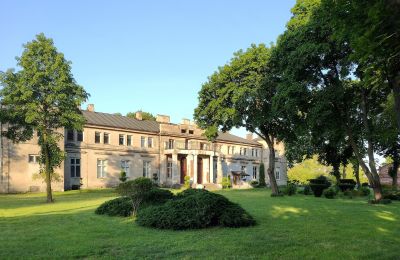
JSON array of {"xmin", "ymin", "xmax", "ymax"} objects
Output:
[
  {"xmin": 255, "ymin": 149, "xmax": 259, "ymax": 157},
  {"xmin": 28, "ymin": 154, "xmax": 40, "ymax": 164},
  {"xmin": 70, "ymin": 158, "xmax": 81, "ymax": 178},
  {"xmin": 167, "ymin": 139, "xmax": 174, "ymax": 149},
  {"xmin": 141, "ymin": 136, "xmax": 146, "ymax": 147},
  {"xmin": 95, "ymin": 132, "xmax": 101, "ymax": 143},
  {"xmin": 189, "ymin": 130, "xmax": 194, "ymax": 134},
  {"xmin": 127, "ymin": 135, "xmax": 132, "ymax": 146},
  {"xmin": 148, "ymin": 137, "xmax": 153, "ymax": 148},
  {"xmin": 251, "ymin": 148, "xmax": 255, "ymax": 157},
  {"xmin": 231, "ymin": 146, "xmax": 235, "ymax": 154},
  {"xmin": 77, "ymin": 131, "xmax": 83, "ymax": 142},
  {"xmin": 240, "ymin": 147, "xmax": 243, "ymax": 155},
  {"xmin": 243, "ymin": 148, "xmax": 247, "ymax": 156},
  {"xmin": 119, "ymin": 134, "xmax": 125, "ymax": 145},
  {"xmin": 252, "ymin": 166, "xmax": 257, "ymax": 179},
  {"xmin": 67, "ymin": 130, "xmax": 74, "ymax": 141},
  {"xmin": 104, "ymin": 133, "xmax": 110, "ymax": 144},
  {"xmin": 181, "ymin": 129, "xmax": 186, "ymax": 134},
  {"xmin": 97, "ymin": 159, "xmax": 107, "ymax": 178}
]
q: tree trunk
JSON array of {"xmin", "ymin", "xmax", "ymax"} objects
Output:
[
  {"xmin": 264, "ymin": 136, "xmax": 279, "ymax": 195},
  {"xmin": 353, "ymin": 161, "xmax": 361, "ymax": 187},
  {"xmin": 391, "ymin": 159, "xmax": 399, "ymax": 190},
  {"xmin": 389, "ymin": 72, "xmax": 400, "ymax": 132},
  {"xmin": 332, "ymin": 163, "xmax": 341, "ymax": 183},
  {"xmin": 42, "ymin": 133, "xmax": 53, "ymax": 203}
]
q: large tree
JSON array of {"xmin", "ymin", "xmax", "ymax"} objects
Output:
[
  {"xmin": 194, "ymin": 44, "xmax": 288, "ymax": 195},
  {"xmin": 0, "ymin": 33, "xmax": 89, "ymax": 202}
]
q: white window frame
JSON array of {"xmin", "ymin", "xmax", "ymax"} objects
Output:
[
  {"xmin": 127, "ymin": 135, "xmax": 132, "ymax": 146},
  {"xmin": 97, "ymin": 159, "xmax": 107, "ymax": 178},
  {"xmin": 143, "ymin": 161, "xmax": 151, "ymax": 178},
  {"xmin": 28, "ymin": 154, "xmax": 40, "ymax": 164},
  {"xmin": 141, "ymin": 136, "xmax": 146, "ymax": 147},
  {"xmin": 121, "ymin": 160, "xmax": 130, "ymax": 177},
  {"xmin": 119, "ymin": 134, "xmax": 125, "ymax": 146},
  {"xmin": 70, "ymin": 158, "xmax": 81, "ymax": 178},
  {"xmin": 275, "ymin": 169, "xmax": 280, "ymax": 180},
  {"xmin": 95, "ymin": 132, "xmax": 101, "ymax": 143},
  {"xmin": 103, "ymin": 133, "xmax": 110, "ymax": 144},
  {"xmin": 167, "ymin": 161, "xmax": 173, "ymax": 178},
  {"xmin": 252, "ymin": 166, "xmax": 257, "ymax": 179},
  {"xmin": 148, "ymin": 137, "xmax": 153, "ymax": 148}
]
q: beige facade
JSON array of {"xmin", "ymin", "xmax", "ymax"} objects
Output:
[{"xmin": 0, "ymin": 106, "xmax": 288, "ymax": 193}]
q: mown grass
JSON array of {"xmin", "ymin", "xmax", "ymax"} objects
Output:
[{"xmin": 0, "ymin": 189, "xmax": 399, "ymax": 259}]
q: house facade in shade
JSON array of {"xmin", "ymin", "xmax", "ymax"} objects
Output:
[{"xmin": 0, "ymin": 105, "xmax": 287, "ymax": 193}]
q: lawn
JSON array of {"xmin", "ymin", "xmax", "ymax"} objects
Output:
[{"xmin": 0, "ymin": 189, "xmax": 399, "ymax": 259}]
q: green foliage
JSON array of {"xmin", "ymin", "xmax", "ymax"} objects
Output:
[
  {"xmin": 309, "ymin": 176, "xmax": 331, "ymax": 197},
  {"xmin": 0, "ymin": 33, "xmax": 89, "ymax": 202},
  {"xmin": 221, "ymin": 177, "xmax": 231, "ymax": 189},
  {"xmin": 136, "ymin": 189, "xmax": 255, "ymax": 230},
  {"xmin": 258, "ymin": 163, "xmax": 266, "ymax": 187},
  {"xmin": 95, "ymin": 197, "xmax": 132, "ymax": 217},
  {"xmin": 359, "ymin": 186, "xmax": 371, "ymax": 197},
  {"xmin": 338, "ymin": 179, "xmax": 356, "ymax": 192},
  {"xmin": 250, "ymin": 180, "xmax": 259, "ymax": 188},
  {"xmin": 283, "ymin": 181, "xmax": 297, "ymax": 196},
  {"xmin": 183, "ymin": 176, "xmax": 191, "ymax": 189},
  {"xmin": 303, "ymin": 185, "xmax": 312, "ymax": 195},
  {"xmin": 116, "ymin": 177, "xmax": 154, "ymax": 215},
  {"xmin": 323, "ymin": 187, "xmax": 337, "ymax": 199},
  {"xmin": 382, "ymin": 190, "xmax": 400, "ymax": 201},
  {"xmin": 126, "ymin": 111, "xmax": 156, "ymax": 121},
  {"xmin": 369, "ymin": 199, "xmax": 392, "ymax": 205},
  {"xmin": 119, "ymin": 171, "xmax": 127, "ymax": 183}
]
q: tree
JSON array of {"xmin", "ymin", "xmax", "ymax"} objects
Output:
[
  {"xmin": 126, "ymin": 111, "xmax": 156, "ymax": 121},
  {"xmin": 273, "ymin": 0, "xmax": 387, "ymax": 200},
  {"xmin": 258, "ymin": 163, "xmax": 266, "ymax": 187},
  {"xmin": 194, "ymin": 44, "xmax": 286, "ymax": 195},
  {"xmin": 0, "ymin": 34, "xmax": 89, "ymax": 202},
  {"xmin": 116, "ymin": 177, "xmax": 153, "ymax": 216}
]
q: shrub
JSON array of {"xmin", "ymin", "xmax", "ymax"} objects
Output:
[
  {"xmin": 221, "ymin": 177, "xmax": 231, "ymax": 189},
  {"xmin": 369, "ymin": 199, "xmax": 392, "ymax": 204},
  {"xmin": 250, "ymin": 180, "xmax": 259, "ymax": 188},
  {"xmin": 361, "ymin": 182, "xmax": 369, "ymax": 187},
  {"xmin": 95, "ymin": 197, "xmax": 133, "ymax": 217},
  {"xmin": 338, "ymin": 179, "xmax": 356, "ymax": 192},
  {"xmin": 303, "ymin": 185, "xmax": 312, "ymax": 195},
  {"xmin": 323, "ymin": 186, "xmax": 337, "ymax": 199},
  {"xmin": 184, "ymin": 176, "xmax": 191, "ymax": 189},
  {"xmin": 119, "ymin": 171, "xmax": 127, "ymax": 183},
  {"xmin": 382, "ymin": 190, "xmax": 400, "ymax": 201},
  {"xmin": 136, "ymin": 189, "xmax": 255, "ymax": 230},
  {"xmin": 359, "ymin": 186, "xmax": 371, "ymax": 196},
  {"xmin": 258, "ymin": 163, "xmax": 266, "ymax": 187},
  {"xmin": 309, "ymin": 176, "xmax": 331, "ymax": 197},
  {"xmin": 142, "ymin": 188, "xmax": 174, "ymax": 205},
  {"xmin": 283, "ymin": 181, "xmax": 297, "ymax": 196},
  {"xmin": 116, "ymin": 177, "xmax": 154, "ymax": 215}
]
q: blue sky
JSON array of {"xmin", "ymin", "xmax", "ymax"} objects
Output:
[{"xmin": 1, "ymin": 0, "xmax": 295, "ymax": 137}]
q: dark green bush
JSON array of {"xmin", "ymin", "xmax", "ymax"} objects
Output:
[
  {"xmin": 303, "ymin": 185, "xmax": 312, "ymax": 195},
  {"xmin": 250, "ymin": 180, "xmax": 259, "ymax": 188},
  {"xmin": 309, "ymin": 176, "xmax": 331, "ymax": 197},
  {"xmin": 283, "ymin": 182, "xmax": 297, "ymax": 196},
  {"xmin": 142, "ymin": 188, "xmax": 174, "ymax": 206},
  {"xmin": 323, "ymin": 186, "xmax": 337, "ymax": 199},
  {"xmin": 136, "ymin": 189, "xmax": 255, "ymax": 230},
  {"xmin": 95, "ymin": 197, "xmax": 132, "ymax": 217},
  {"xmin": 338, "ymin": 179, "xmax": 356, "ymax": 192},
  {"xmin": 359, "ymin": 186, "xmax": 371, "ymax": 196},
  {"xmin": 382, "ymin": 190, "xmax": 400, "ymax": 201},
  {"xmin": 369, "ymin": 199, "xmax": 392, "ymax": 204}
]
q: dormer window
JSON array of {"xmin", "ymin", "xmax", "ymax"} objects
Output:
[
  {"xmin": 181, "ymin": 129, "xmax": 187, "ymax": 134},
  {"xmin": 189, "ymin": 130, "xmax": 194, "ymax": 134}
]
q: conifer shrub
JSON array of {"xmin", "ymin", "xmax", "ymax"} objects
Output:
[
  {"xmin": 136, "ymin": 189, "xmax": 255, "ymax": 230},
  {"xmin": 309, "ymin": 176, "xmax": 331, "ymax": 197},
  {"xmin": 338, "ymin": 179, "xmax": 356, "ymax": 192},
  {"xmin": 258, "ymin": 163, "xmax": 266, "ymax": 187},
  {"xmin": 323, "ymin": 186, "xmax": 337, "ymax": 199},
  {"xmin": 95, "ymin": 197, "xmax": 133, "ymax": 217}
]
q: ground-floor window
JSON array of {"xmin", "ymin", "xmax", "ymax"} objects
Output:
[
  {"xmin": 70, "ymin": 158, "xmax": 81, "ymax": 178},
  {"xmin": 143, "ymin": 161, "xmax": 151, "ymax": 178},
  {"xmin": 275, "ymin": 169, "xmax": 280, "ymax": 180},
  {"xmin": 97, "ymin": 159, "xmax": 107, "ymax": 178},
  {"xmin": 252, "ymin": 166, "xmax": 257, "ymax": 179},
  {"xmin": 28, "ymin": 154, "xmax": 40, "ymax": 164},
  {"xmin": 121, "ymin": 160, "xmax": 130, "ymax": 176},
  {"xmin": 167, "ymin": 161, "xmax": 172, "ymax": 178}
]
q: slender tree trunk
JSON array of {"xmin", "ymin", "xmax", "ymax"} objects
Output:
[
  {"xmin": 264, "ymin": 136, "xmax": 279, "ymax": 195},
  {"xmin": 332, "ymin": 163, "xmax": 341, "ymax": 183},
  {"xmin": 389, "ymin": 72, "xmax": 400, "ymax": 132},
  {"xmin": 42, "ymin": 132, "xmax": 53, "ymax": 203},
  {"xmin": 353, "ymin": 161, "xmax": 361, "ymax": 187},
  {"xmin": 391, "ymin": 159, "xmax": 399, "ymax": 190}
]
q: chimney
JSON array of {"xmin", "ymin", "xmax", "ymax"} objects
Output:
[
  {"xmin": 87, "ymin": 104, "xmax": 95, "ymax": 112},
  {"xmin": 135, "ymin": 111, "xmax": 142, "ymax": 120},
  {"xmin": 156, "ymin": 114, "xmax": 170, "ymax": 123},
  {"xmin": 181, "ymin": 118, "xmax": 190, "ymax": 125},
  {"xmin": 246, "ymin": 133, "xmax": 253, "ymax": 140}
]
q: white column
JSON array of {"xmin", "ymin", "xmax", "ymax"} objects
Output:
[
  {"xmin": 172, "ymin": 153, "xmax": 178, "ymax": 184},
  {"xmin": 193, "ymin": 154, "xmax": 198, "ymax": 184},
  {"xmin": 217, "ymin": 157, "xmax": 223, "ymax": 183},
  {"xmin": 209, "ymin": 156, "xmax": 214, "ymax": 184}
]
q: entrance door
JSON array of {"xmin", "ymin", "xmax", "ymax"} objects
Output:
[
  {"xmin": 180, "ymin": 157, "xmax": 187, "ymax": 184},
  {"xmin": 197, "ymin": 157, "xmax": 203, "ymax": 184}
]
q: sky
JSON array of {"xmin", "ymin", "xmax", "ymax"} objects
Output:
[{"xmin": 0, "ymin": 0, "xmax": 295, "ymax": 137}]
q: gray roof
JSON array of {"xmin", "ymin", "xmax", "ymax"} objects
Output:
[
  {"xmin": 82, "ymin": 110, "xmax": 160, "ymax": 133},
  {"xmin": 215, "ymin": 132, "xmax": 260, "ymax": 146}
]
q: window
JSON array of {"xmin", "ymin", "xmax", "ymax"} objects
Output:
[
  {"xmin": 251, "ymin": 148, "xmax": 255, "ymax": 157},
  {"xmin": 189, "ymin": 130, "xmax": 194, "ymax": 134},
  {"xmin": 95, "ymin": 132, "xmax": 101, "ymax": 143},
  {"xmin": 97, "ymin": 159, "xmax": 107, "ymax": 178},
  {"xmin": 167, "ymin": 139, "xmax": 174, "ymax": 149},
  {"xmin": 231, "ymin": 146, "xmax": 235, "ymax": 154},
  {"xmin": 70, "ymin": 158, "xmax": 81, "ymax": 178},
  {"xmin": 227, "ymin": 146, "xmax": 231, "ymax": 154},
  {"xmin": 127, "ymin": 135, "xmax": 132, "ymax": 146},
  {"xmin": 275, "ymin": 169, "xmax": 280, "ymax": 180},
  {"xmin": 252, "ymin": 166, "xmax": 257, "ymax": 179},
  {"xmin": 181, "ymin": 129, "xmax": 186, "ymax": 134},
  {"xmin": 255, "ymin": 149, "xmax": 259, "ymax": 157},
  {"xmin": 119, "ymin": 134, "xmax": 125, "ymax": 145},
  {"xmin": 143, "ymin": 161, "xmax": 151, "ymax": 178},
  {"xmin": 243, "ymin": 148, "xmax": 247, "ymax": 156},
  {"xmin": 77, "ymin": 131, "xmax": 83, "ymax": 142},
  {"xmin": 141, "ymin": 136, "xmax": 146, "ymax": 147},
  {"xmin": 67, "ymin": 130, "xmax": 74, "ymax": 141},
  {"xmin": 167, "ymin": 161, "xmax": 172, "ymax": 178},
  {"xmin": 121, "ymin": 160, "xmax": 130, "ymax": 176},
  {"xmin": 148, "ymin": 137, "xmax": 153, "ymax": 148},
  {"xmin": 104, "ymin": 133, "xmax": 109, "ymax": 144},
  {"xmin": 28, "ymin": 154, "xmax": 39, "ymax": 163},
  {"xmin": 240, "ymin": 147, "xmax": 243, "ymax": 155}
]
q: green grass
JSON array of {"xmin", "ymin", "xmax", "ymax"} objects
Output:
[{"xmin": 0, "ymin": 189, "xmax": 399, "ymax": 259}]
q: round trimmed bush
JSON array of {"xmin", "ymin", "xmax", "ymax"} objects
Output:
[
  {"xmin": 323, "ymin": 187, "xmax": 337, "ymax": 199},
  {"xmin": 309, "ymin": 176, "xmax": 331, "ymax": 197},
  {"xmin": 283, "ymin": 182, "xmax": 297, "ymax": 196},
  {"xmin": 95, "ymin": 197, "xmax": 133, "ymax": 217},
  {"xmin": 136, "ymin": 189, "xmax": 255, "ymax": 230},
  {"xmin": 338, "ymin": 179, "xmax": 356, "ymax": 192}
]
